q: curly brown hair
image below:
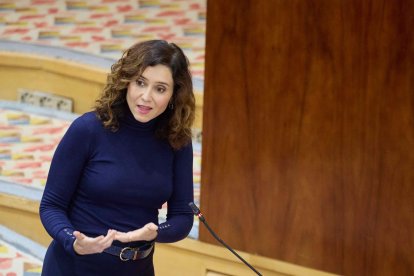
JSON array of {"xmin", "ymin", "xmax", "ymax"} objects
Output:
[{"xmin": 94, "ymin": 40, "xmax": 195, "ymax": 150}]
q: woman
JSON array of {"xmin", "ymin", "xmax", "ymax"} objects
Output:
[{"xmin": 40, "ymin": 40, "xmax": 195, "ymax": 275}]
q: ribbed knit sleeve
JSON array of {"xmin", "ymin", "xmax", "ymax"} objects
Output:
[
  {"xmin": 39, "ymin": 114, "xmax": 92, "ymax": 256},
  {"xmin": 156, "ymin": 142, "xmax": 194, "ymax": 242}
]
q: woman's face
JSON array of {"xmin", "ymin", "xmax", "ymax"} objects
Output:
[{"xmin": 126, "ymin": 64, "xmax": 174, "ymax": 123}]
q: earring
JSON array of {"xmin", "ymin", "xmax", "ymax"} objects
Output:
[{"xmin": 169, "ymin": 102, "xmax": 174, "ymax": 110}]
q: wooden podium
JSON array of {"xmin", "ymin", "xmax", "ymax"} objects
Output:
[{"xmin": 199, "ymin": 0, "xmax": 414, "ymax": 275}]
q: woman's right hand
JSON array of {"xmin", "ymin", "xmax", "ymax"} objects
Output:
[
  {"xmin": 73, "ymin": 229, "xmax": 116, "ymax": 255},
  {"xmin": 115, "ymin": 223, "xmax": 158, "ymax": 243}
]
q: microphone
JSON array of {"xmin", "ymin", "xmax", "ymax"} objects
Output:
[{"xmin": 189, "ymin": 202, "xmax": 263, "ymax": 276}]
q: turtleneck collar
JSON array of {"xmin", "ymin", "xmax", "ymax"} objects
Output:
[{"xmin": 120, "ymin": 105, "xmax": 158, "ymax": 131}]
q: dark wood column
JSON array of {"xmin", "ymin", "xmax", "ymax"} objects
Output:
[{"xmin": 200, "ymin": 0, "xmax": 414, "ymax": 275}]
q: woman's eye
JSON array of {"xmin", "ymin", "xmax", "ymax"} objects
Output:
[
  {"xmin": 136, "ymin": 80, "xmax": 145, "ymax": 87},
  {"xmin": 157, "ymin": 86, "xmax": 166, "ymax": 93}
]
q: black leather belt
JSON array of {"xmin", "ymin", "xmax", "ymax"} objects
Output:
[{"xmin": 104, "ymin": 241, "xmax": 154, "ymax": 261}]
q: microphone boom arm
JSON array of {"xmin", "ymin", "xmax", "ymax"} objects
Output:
[{"xmin": 189, "ymin": 202, "xmax": 262, "ymax": 276}]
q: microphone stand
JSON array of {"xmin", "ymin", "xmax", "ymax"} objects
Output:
[{"xmin": 189, "ymin": 202, "xmax": 263, "ymax": 276}]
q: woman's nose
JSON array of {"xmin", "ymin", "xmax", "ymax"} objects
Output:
[{"xmin": 141, "ymin": 87, "xmax": 152, "ymax": 101}]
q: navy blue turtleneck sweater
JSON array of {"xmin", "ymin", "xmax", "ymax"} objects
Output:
[{"xmin": 40, "ymin": 110, "xmax": 194, "ymax": 256}]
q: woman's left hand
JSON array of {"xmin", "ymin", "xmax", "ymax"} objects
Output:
[{"xmin": 115, "ymin": 223, "xmax": 158, "ymax": 243}]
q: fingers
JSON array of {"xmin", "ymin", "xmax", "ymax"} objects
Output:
[
  {"xmin": 146, "ymin": 223, "xmax": 159, "ymax": 231},
  {"xmin": 143, "ymin": 223, "xmax": 158, "ymax": 241},
  {"xmin": 76, "ymin": 224, "xmax": 158, "ymax": 252},
  {"xmin": 73, "ymin": 229, "xmax": 117, "ymax": 255},
  {"xmin": 114, "ymin": 231, "xmax": 130, "ymax": 243},
  {"xmin": 100, "ymin": 229, "xmax": 116, "ymax": 249},
  {"xmin": 73, "ymin": 231, "xmax": 85, "ymax": 240},
  {"xmin": 113, "ymin": 223, "xmax": 158, "ymax": 243},
  {"xmin": 116, "ymin": 229, "xmax": 141, "ymax": 243},
  {"xmin": 114, "ymin": 231, "xmax": 123, "ymax": 240}
]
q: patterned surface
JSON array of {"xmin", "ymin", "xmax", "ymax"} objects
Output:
[
  {"xmin": 0, "ymin": 240, "xmax": 42, "ymax": 276},
  {"xmin": 0, "ymin": 225, "xmax": 45, "ymax": 276},
  {"xmin": 0, "ymin": 108, "xmax": 72, "ymax": 189},
  {"xmin": 0, "ymin": 0, "xmax": 206, "ymax": 80}
]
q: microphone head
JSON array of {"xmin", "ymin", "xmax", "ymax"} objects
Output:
[{"xmin": 188, "ymin": 202, "xmax": 201, "ymax": 215}]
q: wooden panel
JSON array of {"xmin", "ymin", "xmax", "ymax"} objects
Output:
[
  {"xmin": 200, "ymin": 0, "xmax": 414, "ymax": 275},
  {"xmin": 153, "ymin": 237, "xmax": 337, "ymax": 276}
]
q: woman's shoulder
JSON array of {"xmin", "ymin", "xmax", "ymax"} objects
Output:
[
  {"xmin": 77, "ymin": 111, "xmax": 99, "ymax": 122},
  {"xmin": 73, "ymin": 111, "xmax": 98, "ymax": 123},
  {"xmin": 70, "ymin": 111, "xmax": 101, "ymax": 131}
]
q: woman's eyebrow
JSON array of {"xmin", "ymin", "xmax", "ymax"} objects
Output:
[
  {"xmin": 156, "ymin": 82, "xmax": 170, "ymax": 87},
  {"xmin": 139, "ymin": 75, "xmax": 171, "ymax": 87}
]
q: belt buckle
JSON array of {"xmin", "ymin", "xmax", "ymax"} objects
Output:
[{"xmin": 119, "ymin": 247, "xmax": 137, "ymax": 261}]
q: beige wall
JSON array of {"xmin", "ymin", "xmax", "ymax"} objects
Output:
[{"xmin": 0, "ymin": 52, "xmax": 203, "ymax": 129}]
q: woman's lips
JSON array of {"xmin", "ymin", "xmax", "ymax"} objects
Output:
[{"xmin": 137, "ymin": 105, "xmax": 152, "ymax": 115}]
